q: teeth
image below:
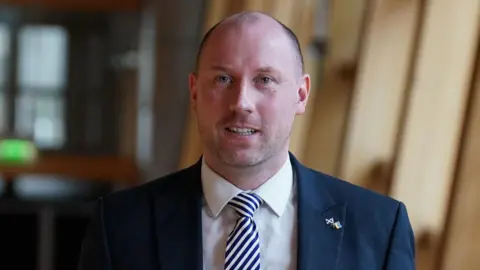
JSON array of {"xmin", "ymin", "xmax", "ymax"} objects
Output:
[{"xmin": 227, "ymin": 127, "xmax": 256, "ymax": 135}]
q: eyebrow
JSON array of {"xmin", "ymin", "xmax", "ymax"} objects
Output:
[{"xmin": 208, "ymin": 65, "xmax": 280, "ymax": 74}]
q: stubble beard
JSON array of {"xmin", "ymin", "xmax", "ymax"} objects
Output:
[
  {"xmin": 214, "ymin": 129, "xmax": 289, "ymax": 169},
  {"xmin": 198, "ymin": 115, "xmax": 292, "ymax": 173}
]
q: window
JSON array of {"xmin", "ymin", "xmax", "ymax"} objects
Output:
[
  {"xmin": 15, "ymin": 95, "xmax": 65, "ymax": 148},
  {"xmin": 0, "ymin": 24, "xmax": 9, "ymax": 134},
  {"xmin": 15, "ymin": 25, "xmax": 68, "ymax": 148},
  {"xmin": 17, "ymin": 26, "xmax": 68, "ymax": 89}
]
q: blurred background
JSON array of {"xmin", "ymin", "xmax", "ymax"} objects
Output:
[{"xmin": 0, "ymin": 0, "xmax": 478, "ymax": 269}]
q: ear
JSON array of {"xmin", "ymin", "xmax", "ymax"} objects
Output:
[
  {"xmin": 295, "ymin": 74, "xmax": 311, "ymax": 115},
  {"xmin": 188, "ymin": 72, "xmax": 198, "ymax": 110}
]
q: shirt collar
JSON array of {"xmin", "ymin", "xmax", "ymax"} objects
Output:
[{"xmin": 201, "ymin": 155, "xmax": 293, "ymax": 218}]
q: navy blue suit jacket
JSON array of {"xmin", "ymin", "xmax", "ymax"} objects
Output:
[{"xmin": 78, "ymin": 153, "xmax": 415, "ymax": 270}]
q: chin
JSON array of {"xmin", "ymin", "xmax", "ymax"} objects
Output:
[{"xmin": 218, "ymin": 149, "xmax": 265, "ymax": 167}]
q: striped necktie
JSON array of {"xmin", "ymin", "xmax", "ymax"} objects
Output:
[{"xmin": 224, "ymin": 192, "xmax": 263, "ymax": 270}]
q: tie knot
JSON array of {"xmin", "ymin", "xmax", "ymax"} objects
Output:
[{"xmin": 228, "ymin": 192, "xmax": 263, "ymax": 218}]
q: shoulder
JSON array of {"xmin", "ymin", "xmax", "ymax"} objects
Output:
[
  {"xmin": 98, "ymin": 163, "xmax": 199, "ymax": 218},
  {"xmin": 290, "ymin": 153, "xmax": 401, "ymax": 214},
  {"xmin": 312, "ymin": 168, "xmax": 401, "ymax": 210},
  {"xmin": 304, "ymin": 167, "xmax": 413, "ymax": 244},
  {"xmin": 299, "ymin": 164, "xmax": 407, "ymax": 227},
  {"xmin": 300, "ymin": 166, "xmax": 415, "ymax": 266}
]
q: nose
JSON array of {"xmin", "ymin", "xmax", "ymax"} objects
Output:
[{"xmin": 229, "ymin": 81, "xmax": 254, "ymax": 114}]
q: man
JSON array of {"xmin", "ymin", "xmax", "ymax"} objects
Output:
[{"xmin": 78, "ymin": 12, "xmax": 415, "ymax": 270}]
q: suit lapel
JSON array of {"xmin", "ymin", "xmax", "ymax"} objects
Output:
[
  {"xmin": 151, "ymin": 153, "xmax": 345, "ymax": 270},
  {"xmin": 292, "ymin": 154, "xmax": 345, "ymax": 270},
  {"xmin": 153, "ymin": 160, "xmax": 204, "ymax": 270}
]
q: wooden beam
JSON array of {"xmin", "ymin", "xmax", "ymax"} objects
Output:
[
  {"xmin": 302, "ymin": 0, "xmax": 368, "ymax": 175},
  {"xmin": 0, "ymin": 155, "xmax": 139, "ymax": 184},
  {"xmin": 338, "ymin": 0, "xmax": 422, "ymax": 193},
  {"xmin": 203, "ymin": 0, "xmax": 229, "ymax": 29},
  {"xmin": 271, "ymin": 0, "xmax": 295, "ymax": 25},
  {"xmin": 245, "ymin": 0, "xmax": 266, "ymax": 11},
  {"xmin": 439, "ymin": 42, "xmax": 480, "ymax": 270},
  {"xmin": 179, "ymin": 110, "xmax": 203, "ymax": 169},
  {"xmin": 292, "ymin": 0, "xmax": 316, "ymax": 46},
  {"xmin": 389, "ymin": 0, "xmax": 480, "ymax": 251}
]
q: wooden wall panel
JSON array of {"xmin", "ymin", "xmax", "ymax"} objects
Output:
[
  {"xmin": 203, "ymin": 0, "xmax": 229, "ymax": 28},
  {"xmin": 291, "ymin": 0, "xmax": 317, "ymax": 46},
  {"xmin": 179, "ymin": 111, "xmax": 203, "ymax": 169},
  {"xmin": 440, "ymin": 45, "xmax": 480, "ymax": 270},
  {"xmin": 271, "ymin": 0, "xmax": 295, "ymax": 26},
  {"xmin": 245, "ymin": 0, "xmax": 265, "ymax": 11},
  {"xmin": 0, "ymin": 155, "xmax": 139, "ymax": 184},
  {"xmin": 389, "ymin": 0, "xmax": 480, "ymax": 254},
  {"xmin": 338, "ymin": 0, "xmax": 421, "ymax": 193},
  {"xmin": 302, "ymin": 0, "xmax": 368, "ymax": 175}
]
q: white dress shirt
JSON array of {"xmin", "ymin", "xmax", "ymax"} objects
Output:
[{"xmin": 201, "ymin": 156, "xmax": 297, "ymax": 270}]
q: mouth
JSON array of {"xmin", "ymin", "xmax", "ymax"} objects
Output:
[{"xmin": 225, "ymin": 127, "xmax": 258, "ymax": 136}]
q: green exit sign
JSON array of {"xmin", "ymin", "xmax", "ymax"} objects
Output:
[{"xmin": 0, "ymin": 139, "xmax": 38, "ymax": 164}]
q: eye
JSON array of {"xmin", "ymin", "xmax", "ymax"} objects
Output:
[
  {"xmin": 255, "ymin": 76, "xmax": 274, "ymax": 85},
  {"xmin": 214, "ymin": 75, "xmax": 232, "ymax": 85}
]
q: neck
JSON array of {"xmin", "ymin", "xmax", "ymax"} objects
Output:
[{"xmin": 204, "ymin": 151, "xmax": 289, "ymax": 190}]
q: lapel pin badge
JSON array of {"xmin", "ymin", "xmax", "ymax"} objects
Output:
[
  {"xmin": 333, "ymin": 221, "xmax": 342, "ymax": 229},
  {"xmin": 325, "ymin": 218, "xmax": 342, "ymax": 230}
]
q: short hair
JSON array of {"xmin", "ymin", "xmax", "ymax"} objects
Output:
[{"xmin": 194, "ymin": 12, "xmax": 305, "ymax": 74}]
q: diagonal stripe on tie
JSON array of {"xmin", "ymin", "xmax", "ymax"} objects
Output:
[{"xmin": 225, "ymin": 192, "xmax": 262, "ymax": 270}]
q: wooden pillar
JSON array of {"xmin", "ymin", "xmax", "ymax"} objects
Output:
[
  {"xmin": 390, "ymin": 0, "xmax": 480, "ymax": 235},
  {"xmin": 439, "ymin": 42, "xmax": 480, "ymax": 270},
  {"xmin": 302, "ymin": 0, "xmax": 368, "ymax": 175},
  {"xmin": 387, "ymin": 0, "xmax": 480, "ymax": 269},
  {"xmin": 337, "ymin": 0, "xmax": 422, "ymax": 194}
]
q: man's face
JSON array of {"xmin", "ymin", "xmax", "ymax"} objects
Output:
[{"xmin": 189, "ymin": 19, "xmax": 310, "ymax": 168}]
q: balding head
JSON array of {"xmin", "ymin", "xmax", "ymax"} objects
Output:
[
  {"xmin": 195, "ymin": 12, "xmax": 304, "ymax": 76},
  {"xmin": 188, "ymin": 11, "xmax": 311, "ymax": 176}
]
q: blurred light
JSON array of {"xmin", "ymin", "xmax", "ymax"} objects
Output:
[{"xmin": 0, "ymin": 138, "xmax": 38, "ymax": 164}]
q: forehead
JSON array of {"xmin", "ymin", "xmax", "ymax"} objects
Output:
[{"xmin": 198, "ymin": 21, "xmax": 298, "ymax": 74}]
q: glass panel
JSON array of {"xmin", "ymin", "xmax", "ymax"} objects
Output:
[
  {"xmin": 14, "ymin": 175, "xmax": 90, "ymax": 200},
  {"xmin": 15, "ymin": 25, "xmax": 68, "ymax": 149},
  {"xmin": 15, "ymin": 93, "xmax": 35, "ymax": 137},
  {"xmin": 33, "ymin": 96, "xmax": 65, "ymax": 148},
  {"xmin": 15, "ymin": 94, "xmax": 65, "ymax": 149},
  {"xmin": 17, "ymin": 25, "xmax": 68, "ymax": 91}
]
